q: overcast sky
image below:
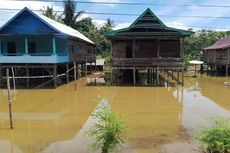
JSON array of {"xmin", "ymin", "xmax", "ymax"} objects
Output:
[{"xmin": 0, "ymin": 0, "xmax": 230, "ymax": 30}]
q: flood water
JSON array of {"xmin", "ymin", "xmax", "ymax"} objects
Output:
[{"xmin": 0, "ymin": 73, "xmax": 230, "ymax": 153}]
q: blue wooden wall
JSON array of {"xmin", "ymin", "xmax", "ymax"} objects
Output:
[{"xmin": 0, "ymin": 10, "xmax": 57, "ymax": 35}]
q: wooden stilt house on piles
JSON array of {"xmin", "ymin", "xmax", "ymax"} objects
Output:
[
  {"xmin": 105, "ymin": 8, "xmax": 193, "ymax": 85},
  {"xmin": 203, "ymin": 37, "xmax": 230, "ymax": 76},
  {"xmin": 0, "ymin": 7, "xmax": 96, "ymax": 88}
]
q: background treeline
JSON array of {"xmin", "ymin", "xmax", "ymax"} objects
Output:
[{"xmin": 42, "ymin": 1, "xmax": 230, "ymax": 66}]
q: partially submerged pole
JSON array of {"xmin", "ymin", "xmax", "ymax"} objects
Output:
[
  {"xmin": 6, "ymin": 69, "xmax": 13, "ymax": 129},
  {"xmin": 74, "ymin": 62, "xmax": 77, "ymax": 90},
  {"xmin": 11, "ymin": 67, "xmax": 16, "ymax": 99}
]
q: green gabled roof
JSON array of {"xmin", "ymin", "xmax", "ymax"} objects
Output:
[{"xmin": 105, "ymin": 8, "xmax": 194, "ymax": 37}]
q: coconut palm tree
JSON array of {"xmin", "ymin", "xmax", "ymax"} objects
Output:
[
  {"xmin": 42, "ymin": 6, "xmax": 61, "ymax": 22},
  {"xmin": 63, "ymin": 0, "xmax": 84, "ymax": 27}
]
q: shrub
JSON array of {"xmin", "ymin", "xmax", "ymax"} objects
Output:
[
  {"xmin": 87, "ymin": 104, "xmax": 129, "ymax": 153},
  {"xmin": 194, "ymin": 117, "xmax": 230, "ymax": 153}
]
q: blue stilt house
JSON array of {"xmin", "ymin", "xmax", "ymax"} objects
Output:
[{"xmin": 0, "ymin": 7, "xmax": 96, "ymax": 87}]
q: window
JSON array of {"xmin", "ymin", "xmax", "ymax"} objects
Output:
[
  {"xmin": 0, "ymin": 42, "xmax": 3, "ymax": 53},
  {"xmin": 28, "ymin": 42, "xmax": 36, "ymax": 54},
  {"xmin": 7, "ymin": 42, "xmax": 16, "ymax": 56}
]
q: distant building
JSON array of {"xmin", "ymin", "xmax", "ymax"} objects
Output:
[
  {"xmin": 87, "ymin": 59, "xmax": 105, "ymax": 72},
  {"xmin": 0, "ymin": 7, "xmax": 96, "ymax": 87},
  {"xmin": 203, "ymin": 37, "xmax": 230, "ymax": 76},
  {"xmin": 105, "ymin": 8, "xmax": 193, "ymax": 85}
]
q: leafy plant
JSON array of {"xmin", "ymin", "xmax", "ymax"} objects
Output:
[
  {"xmin": 194, "ymin": 117, "xmax": 230, "ymax": 153},
  {"xmin": 87, "ymin": 104, "xmax": 129, "ymax": 153}
]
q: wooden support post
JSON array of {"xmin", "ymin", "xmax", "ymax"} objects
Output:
[
  {"xmin": 53, "ymin": 64, "xmax": 57, "ymax": 88},
  {"xmin": 182, "ymin": 69, "xmax": 184, "ymax": 86},
  {"xmin": 6, "ymin": 69, "xmax": 13, "ymax": 129},
  {"xmin": 111, "ymin": 68, "xmax": 113, "ymax": 85},
  {"xmin": 147, "ymin": 69, "xmax": 150, "ymax": 85},
  {"xmin": 156, "ymin": 66, "xmax": 159, "ymax": 84},
  {"xmin": 85, "ymin": 62, "xmax": 87, "ymax": 76},
  {"xmin": 177, "ymin": 70, "xmax": 180, "ymax": 82},
  {"xmin": 135, "ymin": 69, "xmax": 138, "ymax": 84},
  {"xmin": 153, "ymin": 68, "xmax": 155, "ymax": 85},
  {"xmin": 77, "ymin": 64, "xmax": 79, "ymax": 80},
  {"xmin": 26, "ymin": 64, "xmax": 29, "ymax": 88},
  {"xmin": 74, "ymin": 62, "xmax": 77, "ymax": 90},
  {"xmin": 133, "ymin": 68, "xmax": 136, "ymax": 85},
  {"xmin": 90, "ymin": 62, "xmax": 92, "ymax": 74},
  {"xmin": 151, "ymin": 69, "xmax": 153, "ymax": 85},
  {"xmin": 81, "ymin": 64, "xmax": 84, "ymax": 77},
  {"xmin": 66, "ymin": 63, "xmax": 69, "ymax": 84},
  {"xmin": 226, "ymin": 65, "xmax": 229, "ymax": 77}
]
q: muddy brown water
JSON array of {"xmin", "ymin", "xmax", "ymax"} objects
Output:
[{"xmin": 0, "ymin": 73, "xmax": 230, "ymax": 153}]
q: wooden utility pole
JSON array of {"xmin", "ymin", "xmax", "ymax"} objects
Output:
[
  {"xmin": 74, "ymin": 62, "xmax": 77, "ymax": 90},
  {"xmin": 6, "ymin": 69, "xmax": 13, "ymax": 129}
]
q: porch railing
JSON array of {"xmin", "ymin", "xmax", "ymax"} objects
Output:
[{"xmin": 111, "ymin": 58, "xmax": 183, "ymax": 67}]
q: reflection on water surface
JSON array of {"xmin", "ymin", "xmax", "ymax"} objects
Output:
[{"xmin": 0, "ymin": 74, "xmax": 229, "ymax": 153}]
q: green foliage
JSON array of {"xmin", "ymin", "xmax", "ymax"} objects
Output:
[
  {"xmin": 41, "ymin": 6, "xmax": 62, "ymax": 22},
  {"xmin": 63, "ymin": 0, "xmax": 84, "ymax": 28},
  {"xmin": 184, "ymin": 29, "xmax": 230, "ymax": 66},
  {"xmin": 194, "ymin": 117, "xmax": 230, "ymax": 153},
  {"xmin": 87, "ymin": 104, "xmax": 129, "ymax": 153},
  {"xmin": 75, "ymin": 18, "xmax": 113, "ymax": 61}
]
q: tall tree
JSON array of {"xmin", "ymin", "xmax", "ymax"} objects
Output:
[
  {"xmin": 41, "ymin": 6, "xmax": 61, "ymax": 22},
  {"xmin": 63, "ymin": 0, "xmax": 84, "ymax": 27}
]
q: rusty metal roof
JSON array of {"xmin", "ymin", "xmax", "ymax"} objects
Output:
[{"xmin": 204, "ymin": 37, "xmax": 230, "ymax": 50}]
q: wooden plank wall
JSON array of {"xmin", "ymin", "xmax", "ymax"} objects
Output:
[
  {"xmin": 159, "ymin": 40, "xmax": 180, "ymax": 58},
  {"xmin": 112, "ymin": 39, "xmax": 181, "ymax": 58},
  {"xmin": 135, "ymin": 39, "xmax": 157, "ymax": 58}
]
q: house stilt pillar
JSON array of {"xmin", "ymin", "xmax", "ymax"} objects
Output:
[
  {"xmin": 26, "ymin": 64, "xmax": 29, "ymax": 88},
  {"xmin": 53, "ymin": 64, "xmax": 57, "ymax": 88},
  {"xmin": 226, "ymin": 65, "xmax": 229, "ymax": 77},
  {"xmin": 133, "ymin": 68, "xmax": 136, "ymax": 85},
  {"xmin": 66, "ymin": 63, "xmax": 69, "ymax": 84}
]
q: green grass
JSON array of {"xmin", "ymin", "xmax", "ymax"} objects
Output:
[{"xmin": 194, "ymin": 117, "xmax": 230, "ymax": 153}]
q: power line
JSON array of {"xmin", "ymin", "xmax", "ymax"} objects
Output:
[
  {"xmin": 0, "ymin": 17, "xmax": 229, "ymax": 30},
  {"xmin": 3, "ymin": 0, "xmax": 230, "ymax": 8},
  {"xmin": 1, "ymin": 8, "xmax": 230, "ymax": 20}
]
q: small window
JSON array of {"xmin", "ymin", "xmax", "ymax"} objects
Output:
[
  {"xmin": 0, "ymin": 42, "xmax": 3, "ymax": 53},
  {"xmin": 7, "ymin": 42, "xmax": 16, "ymax": 56},
  {"xmin": 28, "ymin": 42, "xmax": 36, "ymax": 54}
]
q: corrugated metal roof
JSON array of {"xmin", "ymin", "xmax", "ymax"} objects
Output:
[
  {"xmin": 204, "ymin": 37, "xmax": 230, "ymax": 50},
  {"xmin": 0, "ymin": 7, "xmax": 95, "ymax": 45}
]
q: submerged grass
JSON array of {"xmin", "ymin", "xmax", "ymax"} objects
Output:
[{"xmin": 194, "ymin": 116, "xmax": 230, "ymax": 153}]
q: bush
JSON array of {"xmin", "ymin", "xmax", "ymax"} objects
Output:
[
  {"xmin": 87, "ymin": 104, "xmax": 129, "ymax": 153},
  {"xmin": 194, "ymin": 117, "xmax": 230, "ymax": 153}
]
